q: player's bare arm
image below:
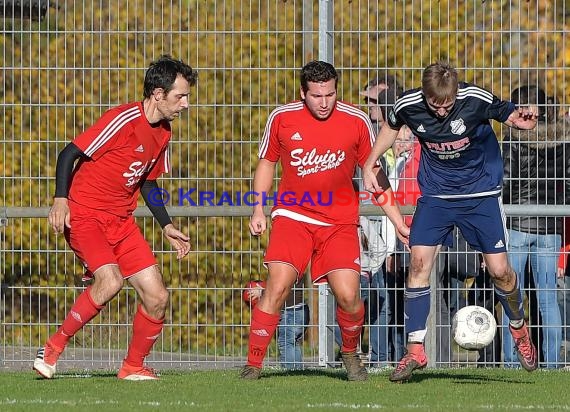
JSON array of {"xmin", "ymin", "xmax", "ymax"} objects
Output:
[
  {"xmin": 377, "ymin": 187, "xmax": 410, "ymax": 245},
  {"xmin": 504, "ymin": 106, "xmax": 539, "ymax": 130},
  {"xmin": 362, "ymin": 126, "xmax": 400, "ymax": 193},
  {"xmin": 162, "ymin": 224, "xmax": 191, "ymax": 259},
  {"xmin": 249, "ymin": 159, "xmax": 276, "ymax": 236}
]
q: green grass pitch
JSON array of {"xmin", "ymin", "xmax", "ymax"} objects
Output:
[{"xmin": 1, "ymin": 368, "xmax": 570, "ymax": 411}]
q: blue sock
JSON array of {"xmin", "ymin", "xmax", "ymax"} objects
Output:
[
  {"xmin": 495, "ymin": 279, "xmax": 524, "ymax": 322},
  {"xmin": 404, "ymin": 286, "xmax": 431, "ymax": 342}
]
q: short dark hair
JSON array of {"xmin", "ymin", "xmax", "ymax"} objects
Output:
[
  {"xmin": 143, "ymin": 55, "xmax": 197, "ymax": 98},
  {"xmin": 376, "ymin": 74, "xmax": 403, "ymax": 122},
  {"xmin": 510, "ymin": 85, "xmax": 546, "ymax": 121},
  {"xmin": 300, "ymin": 61, "xmax": 338, "ymax": 93}
]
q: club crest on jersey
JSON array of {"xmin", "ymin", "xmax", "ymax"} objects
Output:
[
  {"xmin": 450, "ymin": 118, "xmax": 466, "ymax": 135},
  {"xmin": 289, "ymin": 148, "xmax": 346, "ymax": 178},
  {"xmin": 123, "ymin": 160, "xmax": 154, "ymax": 187}
]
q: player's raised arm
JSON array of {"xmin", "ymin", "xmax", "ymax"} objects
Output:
[
  {"xmin": 249, "ymin": 158, "xmax": 276, "ymax": 236},
  {"xmin": 362, "ymin": 125, "xmax": 399, "ymax": 193}
]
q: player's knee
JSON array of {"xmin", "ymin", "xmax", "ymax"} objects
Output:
[
  {"xmin": 267, "ymin": 282, "xmax": 291, "ymax": 301},
  {"xmin": 489, "ymin": 266, "xmax": 513, "ymax": 284},
  {"xmin": 94, "ymin": 272, "xmax": 124, "ymax": 296},
  {"xmin": 336, "ymin": 295, "xmax": 361, "ymax": 313},
  {"xmin": 144, "ymin": 288, "xmax": 169, "ymax": 317},
  {"xmin": 155, "ymin": 288, "xmax": 170, "ymax": 310}
]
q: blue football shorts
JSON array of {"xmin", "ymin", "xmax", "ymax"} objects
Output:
[{"xmin": 409, "ymin": 195, "xmax": 508, "ymax": 254}]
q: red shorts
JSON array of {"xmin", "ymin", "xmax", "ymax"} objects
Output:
[
  {"xmin": 264, "ymin": 216, "xmax": 360, "ymax": 284},
  {"xmin": 65, "ymin": 201, "xmax": 157, "ymax": 278}
]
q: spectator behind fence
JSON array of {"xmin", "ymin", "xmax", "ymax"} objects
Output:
[
  {"xmin": 33, "ymin": 55, "xmax": 197, "ymax": 380},
  {"xmin": 502, "ymin": 85, "xmax": 568, "ymax": 368},
  {"xmin": 243, "ymin": 279, "xmax": 309, "ymax": 370},
  {"xmin": 360, "ymin": 73, "xmax": 404, "ymax": 170},
  {"xmin": 241, "ymin": 60, "xmax": 410, "ymax": 381},
  {"xmin": 362, "ymin": 61, "xmax": 539, "ymax": 382}
]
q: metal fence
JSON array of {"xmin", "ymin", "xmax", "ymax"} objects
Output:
[{"xmin": 1, "ymin": 0, "xmax": 570, "ymax": 371}]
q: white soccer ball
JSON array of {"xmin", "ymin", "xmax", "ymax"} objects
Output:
[{"xmin": 452, "ymin": 305, "xmax": 497, "ymax": 350}]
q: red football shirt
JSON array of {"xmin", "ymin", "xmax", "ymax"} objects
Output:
[
  {"xmin": 259, "ymin": 101, "xmax": 375, "ymax": 225},
  {"xmin": 69, "ymin": 102, "xmax": 171, "ymax": 216}
]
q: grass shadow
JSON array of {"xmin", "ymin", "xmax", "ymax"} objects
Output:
[{"xmin": 398, "ymin": 370, "xmax": 533, "ymax": 384}]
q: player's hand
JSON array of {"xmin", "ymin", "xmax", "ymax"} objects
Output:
[
  {"xmin": 163, "ymin": 224, "xmax": 191, "ymax": 259},
  {"xmin": 362, "ymin": 165, "xmax": 381, "ymax": 194},
  {"xmin": 48, "ymin": 197, "xmax": 71, "ymax": 233},
  {"xmin": 249, "ymin": 209, "xmax": 267, "ymax": 235},
  {"xmin": 509, "ymin": 106, "xmax": 539, "ymax": 129},
  {"xmin": 395, "ymin": 221, "xmax": 410, "ymax": 246}
]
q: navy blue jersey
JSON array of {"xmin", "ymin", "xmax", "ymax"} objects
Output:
[{"xmin": 388, "ymin": 82, "xmax": 515, "ymax": 198}]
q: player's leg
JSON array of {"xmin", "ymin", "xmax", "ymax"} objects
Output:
[
  {"xmin": 241, "ymin": 262, "xmax": 297, "ymax": 378},
  {"xmin": 389, "ymin": 197, "xmax": 453, "ymax": 381},
  {"xmin": 34, "ymin": 214, "xmax": 123, "ymax": 379},
  {"xmin": 109, "ymin": 217, "xmax": 167, "ymax": 380},
  {"xmin": 389, "ymin": 244, "xmax": 438, "ymax": 382},
  {"xmin": 316, "ymin": 224, "xmax": 367, "ymax": 381},
  {"xmin": 461, "ymin": 196, "xmax": 537, "ymax": 371},
  {"xmin": 500, "ymin": 229, "xmax": 528, "ymax": 367},
  {"xmin": 241, "ymin": 217, "xmax": 309, "ymax": 379},
  {"xmin": 485, "ymin": 251, "xmax": 536, "ymax": 371},
  {"xmin": 328, "ymin": 269, "xmax": 368, "ymax": 381},
  {"xmin": 119, "ymin": 265, "xmax": 168, "ymax": 380}
]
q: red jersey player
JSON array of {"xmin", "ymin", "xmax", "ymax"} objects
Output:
[
  {"xmin": 33, "ymin": 55, "xmax": 197, "ymax": 381},
  {"xmin": 240, "ymin": 60, "xmax": 410, "ymax": 381}
]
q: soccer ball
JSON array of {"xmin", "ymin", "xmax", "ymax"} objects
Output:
[{"xmin": 452, "ymin": 305, "xmax": 497, "ymax": 350}]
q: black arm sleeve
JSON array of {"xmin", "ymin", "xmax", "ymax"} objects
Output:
[
  {"xmin": 140, "ymin": 180, "xmax": 173, "ymax": 229},
  {"xmin": 54, "ymin": 143, "xmax": 84, "ymax": 197}
]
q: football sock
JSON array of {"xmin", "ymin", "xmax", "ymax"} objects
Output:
[
  {"xmin": 49, "ymin": 286, "xmax": 104, "ymax": 350},
  {"xmin": 247, "ymin": 306, "xmax": 280, "ymax": 368},
  {"xmin": 494, "ymin": 278, "xmax": 525, "ymax": 322},
  {"xmin": 404, "ymin": 286, "xmax": 430, "ymax": 343},
  {"xmin": 124, "ymin": 305, "xmax": 164, "ymax": 368},
  {"xmin": 336, "ymin": 301, "xmax": 365, "ymax": 353}
]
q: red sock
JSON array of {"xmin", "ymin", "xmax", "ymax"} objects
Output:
[
  {"xmin": 49, "ymin": 286, "xmax": 104, "ymax": 351},
  {"xmin": 124, "ymin": 305, "xmax": 164, "ymax": 368},
  {"xmin": 337, "ymin": 301, "xmax": 365, "ymax": 353},
  {"xmin": 246, "ymin": 306, "xmax": 280, "ymax": 368}
]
